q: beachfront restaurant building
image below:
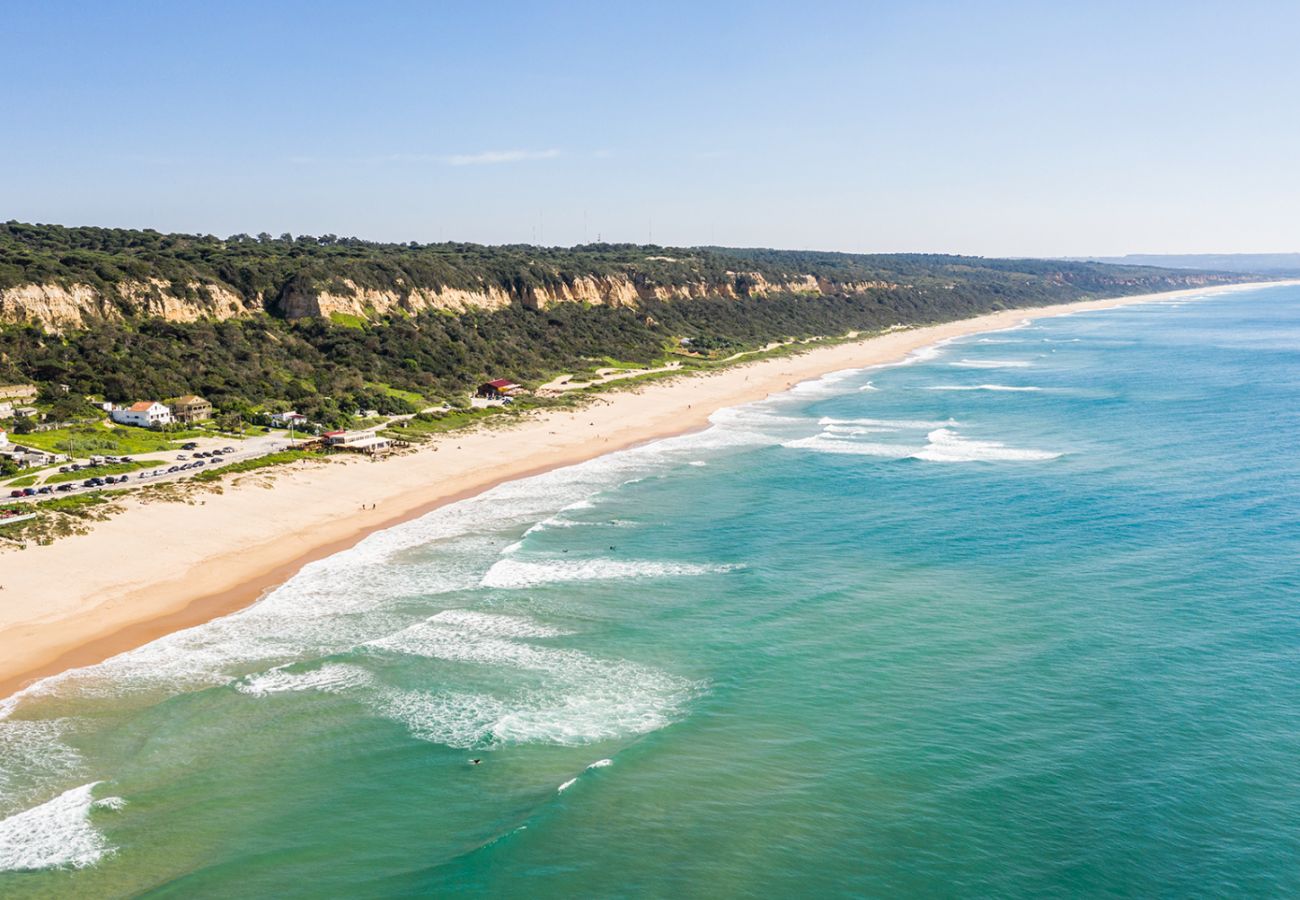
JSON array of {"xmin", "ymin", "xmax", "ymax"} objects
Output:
[
  {"xmin": 323, "ymin": 430, "xmax": 392, "ymax": 454},
  {"xmin": 476, "ymin": 379, "xmax": 521, "ymax": 399}
]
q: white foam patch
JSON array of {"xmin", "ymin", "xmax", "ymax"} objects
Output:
[
  {"xmin": 237, "ymin": 663, "xmax": 375, "ymax": 697},
  {"xmin": 372, "ymin": 659, "xmax": 697, "ymax": 748},
  {"xmin": 0, "ymin": 782, "xmax": 122, "ymax": 872},
  {"xmin": 588, "ymin": 758, "xmax": 613, "ymax": 769},
  {"xmin": 782, "ymin": 435, "xmax": 914, "ymax": 458},
  {"xmin": 0, "ymin": 718, "xmax": 83, "ymax": 805},
  {"xmin": 481, "ymin": 558, "xmax": 739, "ymax": 589},
  {"xmin": 557, "ymin": 777, "xmax": 578, "ymax": 793},
  {"xmin": 951, "ymin": 359, "xmax": 1032, "ymax": 369},
  {"xmin": 688, "ymin": 460, "xmax": 707, "ymax": 467},
  {"xmin": 426, "ymin": 609, "xmax": 572, "ymax": 639},
  {"xmin": 927, "ymin": 384, "xmax": 1042, "ymax": 392},
  {"xmin": 819, "ymin": 416, "xmax": 954, "ymax": 430},
  {"xmin": 822, "ymin": 424, "xmax": 900, "ymax": 435},
  {"xmin": 858, "ymin": 381, "xmax": 878, "ymax": 391},
  {"xmin": 362, "ymin": 607, "xmax": 699, "ymax": 748},
  {"xmin": 911, "ymin": 428, "xmax": 1062, "ymax": 462}
]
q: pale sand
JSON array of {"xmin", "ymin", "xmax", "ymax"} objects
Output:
[{"xmin": 0, "ymin": 282, "xmax": 1283, "ymax": 697}]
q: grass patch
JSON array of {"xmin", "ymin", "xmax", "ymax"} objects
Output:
[
  {"xmin": 368, "ymin": 382, "xmax": 428, "ymax": 407},
  {"xmin": 329, "ymin": 311, "xmax": 367, "ymax": 330},
  {"xmin": 16, "ymin": 422, "xmax": 185, "ymax": 455},
  {"xmin": 190, "ymin": 449, "xmax": 322, "ymax": 483},
  {"xmin": 5, "ymin": 475, "xmax": 38, "ymax": 487},
  {"xmin": 35, "ymin": 491, "xmax": 118, "ymax": 514}
]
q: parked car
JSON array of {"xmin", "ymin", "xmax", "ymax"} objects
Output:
[
  {"xmin": 37, "ymin": 486, "xmax": 52, "ymax": 494},
  {"xmin": 56, "ymin": 484, "xmax": 74, "ymax": 492},
  {"xmin": 70, "ymin": 464, "xmax": 81, "ymax": 471},
  {"xmin": 59, "ymin": 466, "xmax": 70, "ymax": 474},
  {"xmin": 22, "ymin": 488, "xmax": 36, "ymax": 496},
  {"xmin": 9, "ymin": 490, "xmax": 23, "ymax": 498},
  {"xmin": 167, "ymin": 466, "xmax": 179, "ymax": 473},
  {"xmin": 194, "ymin": 460, "xmax": 206, "ymax": 466},
  {"xmin": 181, "ymin": 442, "xmax": 198, "ymax": 450},
  {"xmin": 177, "ymin": 454, "xmax": 189, "ymax": 460},
  {"xmin": 83, "ymin": 479, "xmax": 96, "ymax": 487},
  {"xmin": 222, "ymin": 447, "xmax": 235, "ymax": 453}
]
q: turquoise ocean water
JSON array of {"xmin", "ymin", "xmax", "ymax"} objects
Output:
[{"xmin": 2, "ymin": 284, "xmax": 1299, "ymax": 897}]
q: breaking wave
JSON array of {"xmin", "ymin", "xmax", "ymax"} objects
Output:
[
  {"xmin": 927, "ymin": 385, "xmax": 1042, "ymax": 392},
  {"xmin": 950, "ymin": 359, "xmax": 1032, "ymax": 369},
  {"xmin": 0, "ymin": 782, "xmax": 124, "ymax": 872},
  {"xmin": 910, "ymin": 428, "xmax": 1062, "ymax": 462},
  {"xmin": 481, "ymin": 558, "xmax": 740, "ymax": 589}
]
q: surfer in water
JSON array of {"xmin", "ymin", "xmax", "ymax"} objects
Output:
[{"xmin": 470, "ymin": 758, "xmax": 482, "ymax": 766}]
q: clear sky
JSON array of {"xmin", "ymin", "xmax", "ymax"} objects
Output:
[{"xmin": 4, "ymin": 1, "xmax": 1298, "ymax": 256}]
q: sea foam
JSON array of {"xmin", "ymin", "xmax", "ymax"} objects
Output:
[
  {"xmin": 0, "ymin": 782, "xmax": 123, "ymax": 872},
  {"xmin": 911, "ymin": 428, "xmax": 1061, "ymax": 462},
  {"xmin": 950, "ymin": 359, "xmax": 1032, "ymax": 369},
  {"xmin": 782, "ymin": 435, "xmax": 914, "ymax": 458},
  {"xmin": 481, "ymin": 558, "xmax": 740, "ymax": 589},
  {"xmin": 927, "ymin": 384, "xmax": 1042, "ymax": 392}
]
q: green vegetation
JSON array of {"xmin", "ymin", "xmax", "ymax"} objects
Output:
[
  {"xmin": 369, "ymin": 383, "xmax": 429, "ymax": 408},
  {"xmin": 329, "ymin": 311, "xmax": 367, "ymax": 329},
  {"xmin": 0, "ymin": 222, "xmax": 1250, "ymax": 433},
  {"xmin": 189, "ymin": 449, "xmax": 321, "ymax": 483},
  {"xmin": 14, "ymin": 423, "xmax": 182, "ymax": 455}
]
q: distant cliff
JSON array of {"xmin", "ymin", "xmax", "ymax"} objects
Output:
[{"xmin": 0, "ymin": 222, "xmax": 1249, "ymax": 332}]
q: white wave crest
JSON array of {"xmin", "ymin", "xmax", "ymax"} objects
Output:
[
  {"xmin": 782, "ymin": 435, "xmax": 914, "ymax": 458},
  {"xmin": 237, "ymin": 663, "xmax": 375, "ymax": 697},
  {"xmin": 818, "ymin": 416, "xmax": 954, "ymax": 430},
  {"xmin": 0, "ymin": 782, "xmax": 123, "ymax": 872},
  {"xmin": 911, "ymin": 428, "xmax": 1061, "ymax": 462},
  {"xmin": 481, "ymin": 558, "xmax": 739, "ymax": 589},
  {"xmin": 951, "ymin": 359, "xmax": 1032, "ymax": 369},
  {"xmin": 926, "ymin": 385, "xmax": 1042, "ymax": 392}
]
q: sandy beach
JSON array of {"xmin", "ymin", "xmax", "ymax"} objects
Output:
[{"xmin": 0, "ymin": 282, "xmax": 1281, "ymax": 698}]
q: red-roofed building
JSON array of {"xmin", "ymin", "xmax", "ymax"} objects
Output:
[{"xmin": 476, "ymin": 379, "xmax": 522, "ymax": 399}]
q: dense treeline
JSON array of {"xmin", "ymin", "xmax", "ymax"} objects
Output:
[
  {"xmin": 0, "ymin": 222, "xmax": 1251, "ymax": 428},
  {"xmin": 0, "ymin": 221, "xmax": 1236, "ymax": 313},
  {"xmin": 0, "ymin": 282, "xmax": 1224, "ymax": 427}
]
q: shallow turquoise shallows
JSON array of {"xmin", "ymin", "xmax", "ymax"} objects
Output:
[{"xmin": 3, "ymin": 285, "xmax": 1300, "ymax": 898}]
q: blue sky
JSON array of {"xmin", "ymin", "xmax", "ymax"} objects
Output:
[{"xmin": 4, "ymin": 1, "xmax": 1298, "ymax": 255}]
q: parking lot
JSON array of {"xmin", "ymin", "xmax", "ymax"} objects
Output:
[{"xmin": 5, "ymin": 432, "xmax": 296, "ymax": 501}]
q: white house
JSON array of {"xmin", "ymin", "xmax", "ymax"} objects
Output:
[
  {"xmin": 111, "ymin": 401, "xmax": 174, "ymax": 428},
  {"xmin": 0, "ymin": 429, "xmax": 7, "ymax": 447},
  {"xmin": 270, "ymin": 411, "xmax": 308, "ymax": 427}
]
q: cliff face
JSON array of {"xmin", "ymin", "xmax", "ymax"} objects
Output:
[
  {"xmin": 0, "ymin": 280, "xmax": 254, "ymax": 330},
  {"xmin": 2, "ymin": 271, "xmax": 901, "ymax": 331}
]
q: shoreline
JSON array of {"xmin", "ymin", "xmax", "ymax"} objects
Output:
[{"xmin": 0, "ymin": 281, "xmax": 1288, "ymax": 700}]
